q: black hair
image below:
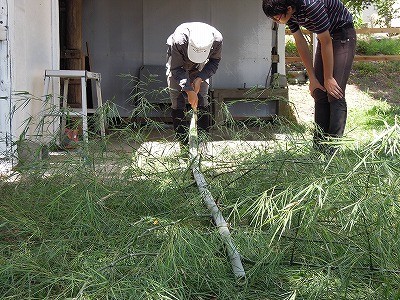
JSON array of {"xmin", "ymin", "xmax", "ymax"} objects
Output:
[{"xmin": 262, "ymin": 0, "xmax": 300, "ymax": 18}]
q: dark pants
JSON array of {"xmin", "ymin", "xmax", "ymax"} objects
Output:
[
  {"xmin": 313, "ymin": 27, "xmax": 356, "ymax": 150},
  {"xmin": 171, "ymin": 105, "xmax": 210, "ymax": 146}
]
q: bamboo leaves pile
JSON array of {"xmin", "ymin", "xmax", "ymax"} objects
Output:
[{"xmin": 1, "ymin": 82, "xmax": 399, "ymax": 299}]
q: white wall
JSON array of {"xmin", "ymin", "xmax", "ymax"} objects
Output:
[
  {"xmin": 0, "ymin": 0, "xmax": 11, "ymax": 155},
  {"xmin": 211, "ymin": 1, "xmax": 273, "ymax": 89},
  {"xmin": 83, "ymin": 0, "xmax": 143, "ymax": 116},
  {"xmin": 1, "ymin": 0, "xmax": 59, "ymax": 155},
  {"xmin": 11, "ymin": 0, "xmax": 58, "ymax": 142}
]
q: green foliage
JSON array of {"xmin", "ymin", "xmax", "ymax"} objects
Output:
[
  {"xmin": 1, "ymin": 71, "xmax": 400, "ymax": 299},
  {"xmin": 374, "ymin": 0, "xmax": 400, "ymax": 27},
  {"xmin": 356, "ymin": 37, "xmax": 400, "ymax": 55},
  {"xmin": 285, "ymin": 40, "xmax": 298, "ymax": 57},
  {"xmin": 343, "ymin": 0, "xmax": 399, "ymax": 26},
  {"xmin": 350, "ymin": 61, "xmax": 400, "ymax": 108},
  {"xmin": 353, "ymin": 61, "xmax": 400, "ymax": 74},
  {"xmin": 352, "ymin": 61, "xmax": 381, "ymax": 75},
  {"xmin": 343, "ymin": 0, "xmax": 373, "ymax": 14},
  {"xmin": 351, "ymin": 13, "xmax": 366, "ymax": 28},
  {"xmin": 1, "ymin": 113, "xmax": 400, "ymax": 299},
  {"xmin": 349, "ymin": 101, "xmax": 400, "ymax": 131}
]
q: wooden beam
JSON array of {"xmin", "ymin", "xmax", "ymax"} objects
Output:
[
  {"xmin": 353, "ymin": 55, "xmax": 400, "ymax": 61},
  {"xmin": 285, "ymin": 57, "xmax": 303, "ymax": 63},
  {"xmin": 65, "ymin": 0, "xmax": 83, "ymax": 107},
  {"xmin": 356, "ymin": 27, "xmax": 400, "ymax": 34}
]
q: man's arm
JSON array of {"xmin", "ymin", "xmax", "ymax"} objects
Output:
[
  {"xmin": 317, "ymin": 30, "xmax": 343, "ymax": 99},
  {"xmin": 169, "ymin": 42, "xmax": 198, "ymax": 110},
  {"xmin": 293, "ymin": 30, "xmax": 325, "ymax": 95},
  {"xmin": 169, "ymin": 43, "xmax": 192, "ymax": 91},
  {"xmin": 196, "ymin": 41, "xmax": 222, "ymax": 81},
  {"xmin": 191, "ymin": 40, "xmax": 222, "ymax": 97}
]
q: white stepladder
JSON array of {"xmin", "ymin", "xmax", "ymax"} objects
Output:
[{"xmin": 41, "ymin": 70, "xmax": 106, "ymax": 144}]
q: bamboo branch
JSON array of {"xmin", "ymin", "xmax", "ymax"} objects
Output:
[{"xmin": 99, "ymin": 252, "xmax": 158, "ymax": 272}]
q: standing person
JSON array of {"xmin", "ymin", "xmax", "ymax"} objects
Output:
[
  {"xmin": 262, "ymin": 0, "xmax": 356, "ymax": 154},
  {"xmin": 166, "ymin": 22, "xmax": 223, "ymax": 147}
]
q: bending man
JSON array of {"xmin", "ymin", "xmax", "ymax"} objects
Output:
[
  {"xmin": 166, "ymin": 22, "xmax": 223, "ymax": 146},
  {"xmin": 262, "ymin": 0, "xmax": 356, "ymax": 154}
]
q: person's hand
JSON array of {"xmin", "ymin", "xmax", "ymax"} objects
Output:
[
  {"xmin": 186, "ymin": 91, "xmax": 198, "ymax": 111},
  {"xmin": 309, "ymin": 78, "xmax": 326, "ymax": 96},
  {"xmin": 192, "ymin": 77, "xmax": 202, "ymax": 94},
  {"xmin": 324, "ymin": 77, "xmax": 343, "ymax": 99}
]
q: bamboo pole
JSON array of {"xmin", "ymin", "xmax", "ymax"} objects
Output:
[{"xmin": 188, "ymin": 111, "xmax": 246, "ymax": 281}]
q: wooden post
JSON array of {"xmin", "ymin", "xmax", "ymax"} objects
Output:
[{"xmin": 65, "ymin": 0, "xmax": 83, "ymax": 107}]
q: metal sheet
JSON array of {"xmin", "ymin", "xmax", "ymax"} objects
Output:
[
  {"xmin": 211, "ymin": 1, "xmax": 273, "ymax": 89},
  {"xmin": 82, "ymin": 0, "xmax": 143, "ymax": 118},
  {"xmin": 83, "ymin": 0, "xmax": 276, "ymax": 117}
]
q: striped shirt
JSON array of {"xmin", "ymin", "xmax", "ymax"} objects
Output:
[{"xmin": 287, "ymin": 0, "xmax": 353, "ymax": 34}]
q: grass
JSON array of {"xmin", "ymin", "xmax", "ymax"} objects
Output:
[
  {"xmin": 285, "ymin": 40, "xmax": 299, "ymax": 57},
  {"xmin": 349, "ymin": 100, "xmax": 400, "ymax": 132},
  {"xmin": 1, "ymin": 73, "xmax": 400, "ymax": 299},
  {"xmin": 356, "ymin": 37, "xmax": 400, "ymax": 56},
  {"xmin": 348, "ymin": 61, "xmax": 400, "ymax": 141},
  {"xmin": 285, "ymin": 34, "xmax": 400, "ymax": 57},
  {"xmin": 2, "ymin": 126, "xmax": 400, "ymax": 299}
]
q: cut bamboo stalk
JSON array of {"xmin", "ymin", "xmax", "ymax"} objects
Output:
[{"xmin": 188, "ymin": 111, "xmax": 246, "ymax": 280}]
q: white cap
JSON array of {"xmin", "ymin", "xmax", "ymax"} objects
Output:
[{"xmin": 187, "ymin": 23, "xmax": 215, "ymax": 63}]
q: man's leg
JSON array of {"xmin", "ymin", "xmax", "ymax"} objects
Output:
[
  {"xmin": 171, "ymin": 105, "xmax": 188, "ymax": 146},
  {"xmin": 312, "ymin": 88, "xmax": 331, "ymax": 152},
  {"xmin": 197, "ymin": 80, "xmax": 211, "ymax": 141},
  {"xmin": 168, "ymin": 73, "xmax": 188, "ymax": 147},
  {"xmin": 328, "ymin": 28, "xmax": 356, "ymax": 138},
  {"xmin": 313, "ymin": 29, "xmax": 356, "ymax": 154}
]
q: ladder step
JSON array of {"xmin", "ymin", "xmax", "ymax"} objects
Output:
[{"xmin": 43, "ymin": 108, "xmax": 98, "ymax": 117}]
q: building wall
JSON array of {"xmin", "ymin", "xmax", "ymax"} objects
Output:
[
  {"xmin": 1, "ymin": 0, "xmax": 284, "ymax": 154},
  {"xmin": 83, "ymin": 0, "xmax": 283, "ymax": 117},
  {"xmin": 12, "ymin": 0, "xmax": 58, "ymax": 139},
  {"xmin": 82, "ymin": 0, "xmax": 143, "ymax": 115},
  {"xmin": 13, "ymin": 0, "xmax": 54, "ymax": 108},
  {"xmin": 0, "ymin": 0, "xmax": 10, "ymax": 154},
  {"xmin": 1, "ymin": 0, "xmax": 57, "ymax": 154},
  {"xmin": 395, "ymin": 1, "xmax": 400, "ymax": 27}
]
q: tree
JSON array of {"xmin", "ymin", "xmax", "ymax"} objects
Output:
[
  {"xmin": 375, "ymin": 0, "xmax": 400, "ymax": 27},
  {"xmin": 343, "ymin": 0, "xmax": 374, "ymax": 13},
  {"xmin": 343, "ymin": 0, "xmax": 399, "ymax": 27}
]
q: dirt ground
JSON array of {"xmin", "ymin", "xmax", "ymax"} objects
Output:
[
  {"xmin": 288, "ymin": 83, "xmax": 376, "ymax": 123},
  {"xmin": 288, "ymin": 61, "xmax": 400, "ymax": 123}
]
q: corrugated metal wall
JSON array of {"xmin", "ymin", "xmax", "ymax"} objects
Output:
[{"xmin": 83, "ymin": 0, "xmax": 277, "ymax": 117}]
